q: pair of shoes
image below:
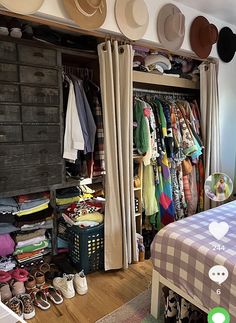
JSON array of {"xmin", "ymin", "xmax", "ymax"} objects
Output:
[
  {"xmin": 0, "ymin": 268, "xmax": 30, "ymax": 302},
  {"xmin": 6, "ymin": 294, "xmax": 35, "ymax": 320},
  {"xmin": 53, "ymin": 270, "xmax": 88, "ymax": 299},
  {"xmin": 25, "ymin": 271, "xmax": 45, "ymax": 291},
  {"xmin": 29, "ymin": 285, "xmax": 63, "ymax": 310},
  {"xmin": 0, "ymin": 17, "xmax": 22, "ymax": 38},
  {"xmin": 0, "ymin": 268, "xmax": 29, "ymax": 283}
]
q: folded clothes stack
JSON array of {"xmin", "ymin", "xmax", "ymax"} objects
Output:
[
  {"xmin": 13, "ymin": 192, "xmax": 53, "ymax": 265},
  {"xmin": 0, "ymin": 198, "xmax": 19, "ymax": 235},
  {"xmin": 0, "ymin": 256, "xmax": 16, "ymax": 271},
  {"xmin": 56, "ymin": 186, "xmax": 93, "ymax": 208},
  {"xmin": 62, "ymin": 199, "xmax": 104, "ymax": 227}
]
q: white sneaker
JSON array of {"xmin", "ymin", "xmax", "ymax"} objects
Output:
[
  {"xmin": 74, "ymin": 270, "xmax": 88, "ymax": 295},
  {"xmin": 53, "ymin": 274, "xmax": 75, "ymax": 299}
]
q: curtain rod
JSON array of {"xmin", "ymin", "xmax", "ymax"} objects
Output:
[{"xmin": 133, "ymin": 87, "xmax": 197, "ymax": 96}]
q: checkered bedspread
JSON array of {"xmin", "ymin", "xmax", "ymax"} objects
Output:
[{"xmin": 151, "ymin": 201, "xmax": 236, "ymax": 319}]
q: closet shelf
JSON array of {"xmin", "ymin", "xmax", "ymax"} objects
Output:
[{"xmin": 133, "ymin": 71, "xmax": 200, "ymax": 90}]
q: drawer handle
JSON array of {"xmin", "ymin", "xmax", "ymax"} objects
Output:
[
  {"xmin": 38, "ymin": 130, "xmax": 47, "ymax": 135},
  {"xmin": 0, "ymin": 176, "xmax": 7, "ymax": 182},
  {"xmin": 37, "ymin": 111, "xmax": 45, "ymax": 116},
  {"xmin": 33, "ymin": 52, "xmax": 44, "ymax": 58},
  {"xmin": 34, "ymin": 71, "xmax": 45, "ymax": 77},
  {"xmin": 39, "ymin": 148, "xmax": 48, "ymax": 154},
  {"xmin": 36, "ymin": 92, "xmax": 46, "ymax": 98},
  {"xmin": 41, "ymin": 172, "xmax": 49, "ymax": 177}
]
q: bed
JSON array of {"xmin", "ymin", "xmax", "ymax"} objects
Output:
[{"xmin": 151, "ymin": 201, "xmax": 236, "ymax": 320}]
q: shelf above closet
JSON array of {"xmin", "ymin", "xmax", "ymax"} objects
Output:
[{"xmin": 133, "ymin": 71, "xmax": 200, "ymax": 90}]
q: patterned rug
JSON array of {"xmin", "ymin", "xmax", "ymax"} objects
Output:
[{"xmin": 96, "ymin": 288, "xmax": 164, "ymax": 323}]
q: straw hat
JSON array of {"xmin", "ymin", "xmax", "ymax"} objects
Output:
[
  {"xmin": 157, "ymin": 4, "xmax": 185, "ymax": 51},
  {"xmin": 63, "ymin": 0, "xmax": 107, "ymax": 30},
  {"xmin": 190, "ymin": 16, "xmax": 218, "ymax": 59},
  {"xmin": 115, "ymin": 0, "xmax": 149, "ymax": 41},
  {"xmin": 217, "ymin": 27, "xmax": 236, "ymax": 63},
  {"xmin": 0, "ymin": 0, "xmax": 44, "ymax": 14}
]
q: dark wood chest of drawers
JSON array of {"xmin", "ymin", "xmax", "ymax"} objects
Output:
[{"xmin": 0, "ymin": 40, "xmax": 63, "ymax": 196}]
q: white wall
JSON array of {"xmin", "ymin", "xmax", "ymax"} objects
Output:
[{"xmin": 4, "ymin": 0, "xmax": 235, "ymax": 181}]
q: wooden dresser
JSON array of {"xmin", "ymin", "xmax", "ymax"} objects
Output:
[{"xmin": 0, "ymin": 39, "xmax": 63, "ymax": 196}]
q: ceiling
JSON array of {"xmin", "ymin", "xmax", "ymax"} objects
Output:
[{"xmin": 174, "ymin": 0, "xmax": 236, "ymax": 25}]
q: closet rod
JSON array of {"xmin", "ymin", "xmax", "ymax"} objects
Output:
[{"xmin": 133, "ymin": 87, "xmax": 197, "ymax": 97}]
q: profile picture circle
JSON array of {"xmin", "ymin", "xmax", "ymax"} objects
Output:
[{"xmin": 204, "ymin": 172, "xmax": 233, "ymax": 202}]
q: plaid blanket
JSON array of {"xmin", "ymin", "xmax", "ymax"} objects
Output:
[{"xmin": 151, "ymin": 201, "xmax": 236, "ymax": 320}]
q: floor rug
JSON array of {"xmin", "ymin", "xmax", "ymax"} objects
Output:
[{"xmin": 96, "ymin": 288, "xmax": 164, "ymax": 323}]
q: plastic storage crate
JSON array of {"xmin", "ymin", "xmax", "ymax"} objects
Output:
[{"xmin": 67, "ymin": 223, "xmax": 104, "ymax": 274}]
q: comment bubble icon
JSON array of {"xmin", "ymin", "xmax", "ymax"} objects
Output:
[{"xmin": 208, "ymin": 265, "xmax": 228, "ymax": 285}]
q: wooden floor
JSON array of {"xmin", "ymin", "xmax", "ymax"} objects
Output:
[{"xmin": 31, "ymin": 260, "xmax": 153, "ymax": 323}]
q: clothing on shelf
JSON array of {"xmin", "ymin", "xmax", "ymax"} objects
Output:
[{"xmin": 133, "ymin": 89, "xmax": 204, "ymax": 230}]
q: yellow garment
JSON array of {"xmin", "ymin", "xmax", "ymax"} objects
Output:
[
  {"xmin": 143, "ymin": 165, "xmax": 158, "ymax": 216},
  {"xmin": 16, "ymin": 202, "xmax": 48, "ymax": 217},
  {"xmin": 56, "ymin": 193, "xmax": 93, "ymax": 206},
  {"xmin": 74, "ymin": 212, "xmax": 104, "ymax": 223}
]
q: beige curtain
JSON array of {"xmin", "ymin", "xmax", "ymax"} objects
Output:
[
  {"xmin": 98, "ymin": 40, "xmax": 137, "ymax": 270},
  {"xmin": 199, "ymin": 61, "xmax": 221, "ymax": 210}
]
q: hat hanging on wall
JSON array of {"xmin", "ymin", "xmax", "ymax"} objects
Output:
[
  {"xmin": 157, "ymin": 4, "xmax": 185, "ymax": 51},
  {"xmin": 190, "ymin": 16, "xmax": 218, "ymax": 59},
  {"xmin": 115, "ymin": 0, "xmax": 149, "ymax": 41},
  {"xmin": 63, "ymin": 0, "xmax": 107, "ymax": 31},
  {"xmin": 217, "ymin": 27, "xmax": 236, "ymax": 63},
  {"xmin": 0, "ymin": 0, "xmax": 44, "ymax": 14}
]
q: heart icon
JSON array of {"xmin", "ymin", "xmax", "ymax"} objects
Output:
[{"xmin": 209, "ymin": 221, "xmax": 229, "ymax": 240}]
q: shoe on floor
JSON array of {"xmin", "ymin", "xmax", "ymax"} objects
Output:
[
  {"xmin": 6, "ymin": 296, "xmax": 23, "ymax": 319},
  {"xmin": 53, "ymin": 274, "xmax": 75, "ymax": 299},
  {"xmin": 19, "ymin": 294, "xmax": 35, "ymax": 320},
  {"xmin": 10, "ymin": 280, "xmax": 26, "ymax": 297},
  {"xmin": 74, "ymin": 270, "xmax": 88, "ymax": 295},
  {"xmin": 0, "ymin": 283, "xmax": 12, "ymax": 302}
]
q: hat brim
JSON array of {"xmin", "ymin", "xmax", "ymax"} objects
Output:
[
  {"xmin": 63, "ymin": 0, "xmax": 107, "ymax": 31},
  {"xmin": 190, "ymin": 16, "xmax": 212, "ymax": 59},
  {"xmin": 217, "ymin": 27, "xmax": 235, "ymax": 63},
  {"xmin": 115, "ymin": 0, "xmax": 149, "ymax": 41},
  {"xmin": 0, "ymin": 0, "xmax": 44, "ymax": 14},
  {"xmin": 157, "ymin": 4, "xmax": 185, "ymax": 51}
]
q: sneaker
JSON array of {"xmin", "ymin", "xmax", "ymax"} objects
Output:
[
  {"xmin": 19, "ymin": 294, "xmax": 35, "ymax": 320},
  {"xmin": 74, "ymin": 270, "xmax": 88, "ymax": 295},
  {"xmin": 0, "ymin": 283, "xmax": 12, "ymax": 302},
  {"xmin": 53, "ymin": 274, "xmax": 75, "ymax": 299},
  {"xmin": 6, "ymin": 296, "xmax": 23, "ymax": 319},
  {"xmin": 10, "ymin": 280, "xmax": 26, "ymax": 297}
]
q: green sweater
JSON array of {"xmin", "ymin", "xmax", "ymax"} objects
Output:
[{"xmin": 134, "ymin": 99, "xmax": 149, "ymax": 154}]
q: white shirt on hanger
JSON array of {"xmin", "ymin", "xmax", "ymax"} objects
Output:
[{"xmin": 63, "ymin": 79, "xmax": 85, "ymax": 161}]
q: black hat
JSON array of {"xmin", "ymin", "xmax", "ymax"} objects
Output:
[{"xmin": 217, "ymin": 27, "xmax": 236, "ymax": 63}]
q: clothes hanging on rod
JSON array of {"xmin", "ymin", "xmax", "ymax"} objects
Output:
[
  {"xmin": 133, "ymin": 91, "xmax": 204, "ymax": 230},
  {"xmin": 62, "ymin": 67, "xmax": 105, "ymax": 179}
]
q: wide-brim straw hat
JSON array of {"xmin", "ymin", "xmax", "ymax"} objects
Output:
[
  {"xmin": 63, "ymin": 0, "xmax": 107, "ymax": 31},
  {"xmin": 190, "ymin": 16, "xmax": 218, "ymax": 59},
  {"xmin": 115, "ymin": 0, "xmax": 149, "ymax": 41},
  {"xmin": 0, "ymin": 0, "xmax": 44, "ymax": 14},
  {"xmin": 157, "ymin": 4, "xmax": 185, "ymax": 51}
]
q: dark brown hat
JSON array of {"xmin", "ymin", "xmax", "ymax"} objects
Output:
[
  {"xmin": 190, "ymin": 16, "xmax": 218, "ymax": 59},
  {"xmin": 217, "ymin": 27, "xmax": 236, "ymax": 63}
]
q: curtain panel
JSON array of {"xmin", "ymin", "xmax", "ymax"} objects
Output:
[{"xmin": 98, "ymin": 40, "xmax": 137, "ymax": 270}]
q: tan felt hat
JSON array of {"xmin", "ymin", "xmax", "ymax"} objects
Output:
[
  {"xmin": 0, "ymin": 0, "xmax": 44, "ymax": 14},
  {"xmin": 115, "ymin": 0, "xmax": 149, "ymax": 41},
  {"xmin": 190, "ymin": 16, "xmax": 218, "ymax": 59},
  {"xmin": 63, "ymin": 0, "xmax": 107, "ymax": 31},
  {"xmin": 157, "ymin": 3, "xmax": 185, "ymax": 51}
]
